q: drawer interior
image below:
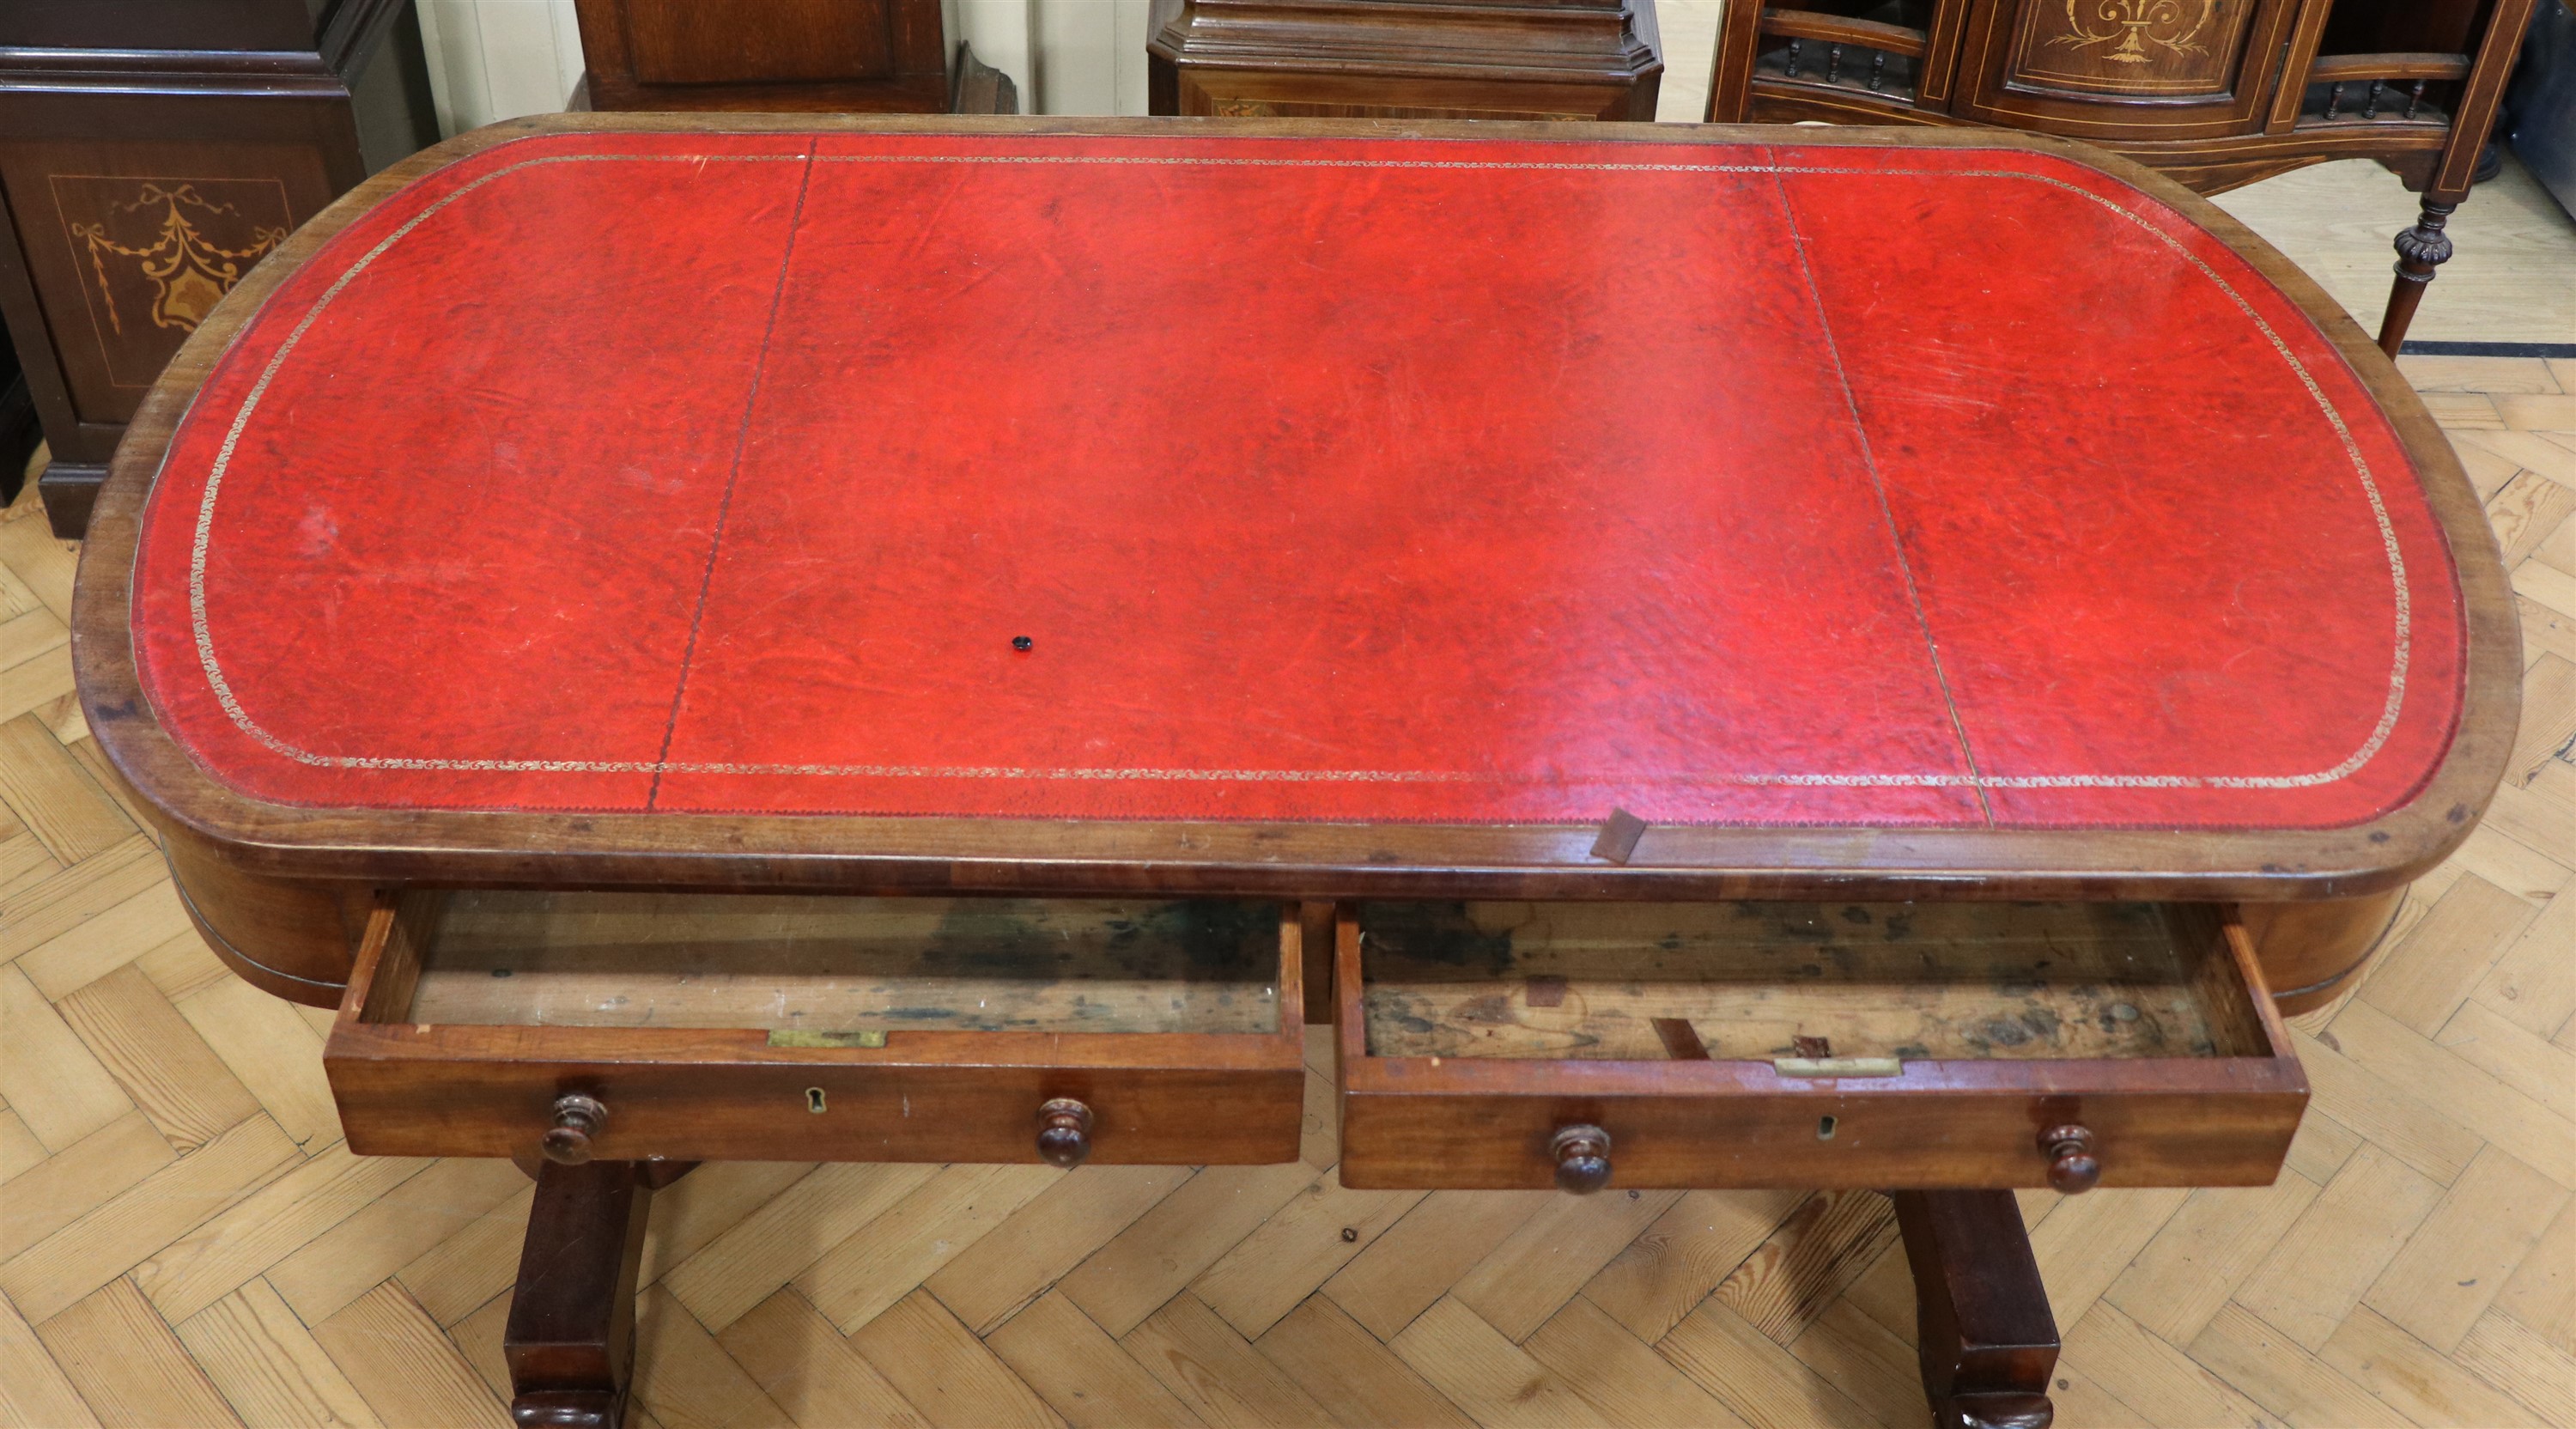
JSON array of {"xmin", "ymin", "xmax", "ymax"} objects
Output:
[
  {"xmin": 1358, "ymin": 899, "xmax": 2269, "ymax": 1064},
  {"xmin": 374, "ymin": 891, "xmax": 1287, "ymax": 1037}
]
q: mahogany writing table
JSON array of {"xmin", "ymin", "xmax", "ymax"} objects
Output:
[{"xmin": 73, "ymin": 116, "xmax": 2517, "ymax": 1428}]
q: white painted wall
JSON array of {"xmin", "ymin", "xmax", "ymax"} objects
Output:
[{"xmin": 408, "ymin": 0, "xmax": 1725, "ymax": 135}]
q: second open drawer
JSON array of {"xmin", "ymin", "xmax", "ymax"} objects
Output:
[
  {"xmin": 325, "ymin": 889, "xmax": 1308, "ymax": 1166},
  {"xmin": 1335, "ymin": 900, "xmax": 2306, "ymax": 1192}
]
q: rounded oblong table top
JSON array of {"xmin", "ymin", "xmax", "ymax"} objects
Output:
[{"xmin": 75, "ymin": 117, "xmax": 2518, "ymax": 899}]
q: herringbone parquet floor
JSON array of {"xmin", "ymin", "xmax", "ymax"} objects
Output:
[{"xmin": 2, "ymin": 350, "xmax": 2570, "ymax": 1429}]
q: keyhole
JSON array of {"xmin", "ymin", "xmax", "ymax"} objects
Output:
[
  {"xmin": 806, "ymin": 1088, "xmax": 827, "ymax": 1114},
  {"xmin": 1817, "ymin": 1115, "xmax": 1838, "ymax": 1140}
]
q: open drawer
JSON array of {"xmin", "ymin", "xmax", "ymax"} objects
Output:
[
  {"xmin": 327, "ymin": 890, "xmax": 1307, "ymax": 1165},
  {"xmin": 1336, "ymin": 901, "xmax": 2306, "ymax": 1193}
]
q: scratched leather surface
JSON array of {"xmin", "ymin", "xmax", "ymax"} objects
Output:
[{"xmin": 128, "ymin": 131, "xmax": 2464, "ymax": 829}]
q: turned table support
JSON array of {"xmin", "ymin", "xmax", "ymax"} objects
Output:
[
  {"xmin": 504, "ymin": 1160, "xmax": 690, "ymax": 1429},
  {"xmin": 2376, "ymin": 198, "xmax": 2458, "ymax": 357},
  {"xmin": 1895, "ymin": 1189, "xmax": 2061, "ymax": 1429}
]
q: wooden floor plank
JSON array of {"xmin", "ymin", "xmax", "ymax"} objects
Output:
[
  {"xmin": 392, "ymin": 1184, "xmax": 532, "ymax": 1329},
  {"xmin": 716, "ymin": 1290, "xmax": 933, "ymax": 1429},
  {"xmin": 635, "ymin": 1162, "xmax": 819, "ymax": 1289},
  {"xmin": 2061, "ymin": 1301, "xmax": 2273, "ymax": 1429},
  {"xmin": 1190, "ymin": 1181, "xmax": 1422, "ymax": 1340},
  {"xmin": 1252, "ymin": 1296, "xmax": 1474, "ymax": 1429},
  {"xmin": 0, "ymin": 1289, "xmax": 101, "ymax": 1429},
  {"xmin": 1450, "ymin": 1189, "xmax": 1682, "ymax": 1342},
  {"xmin": 1321, "ymin": 1189, "xmax": 1549, "ymax": 1341},
  {"xmin": 847, "ymin": 1290, "xmax": 1064, "ymax": 1429},
  {"xmin": 2493, "ymin": 1195, "xmax": 2576, "ymax": 1355},
  {"xmin": 1057, "ymin": 1159, "xmax": 1324, "ymax": 1340},
  {"xmin": 795, "ymin": 1163, "xmax": 1060, "ymax": 1335},
  {"xmin": 2451, "ymin": 1308, "xmax": 2576, "ymax": 1427},
  {"xmin": 0, "ymin": 1116, "xmax": 299, "ymax": 1324},
  {"xmin": 2183, "ymin": 1303, "xmax": 2410, "ymax": 1428},
  {"xmin": 1709, "ymin": 1189, "xmax": 1898, "ymax": 1346},
  {"xmin": 173, "ymin": 1279, "xmax": 383, "ymax": 1429},
  {"xmin": 2363, "ymin": 1145, "xmax": 2571, "ymax": 1354},
  {"xmin": 0, "ymin": 715, "xmax": 131, "ymax": 865},
  {"xmin": 1384, "ymin": 1297, "xmax": 1601, "ymax": 1429},
  {"xmin": 1782, "ymin": 1299, "xmax": 1924, "ymax": 1429},
  {"xmin": 984, "ymin": 1291, "xmax": 1205, "ymax": 1428},
  {"xmin": 0, "ymin": 964, "xmax": 131, "ymax": 1153},
  {"xmin": 629, "ymin": 1285, "xmax": 794, "ymax": 1429},
  {"xmin": 0, "ymin": 1112, "xmax": 173, "ymax": 1263},
  {"xmin": 926, "ymin": 1164, "xmax": 1189, "ymax": 1335},
  {"xmin": 33, "ymin": 1279, "xmax": 242, "ymax": 1429},
  {"xmin": 2102, "ymin": 1175, "xmax": 2323, "ymax": 1346},
  {"xmin": 1581, "ymin": 1188, "xmax": 1805, "ymax": 1345},
  {"xmin": 135, "ymin": 1142, "xmax": 430, "ymax": 1326},
  {"xmin": 172, "ymin": 979, "xmax": 342, "ymax": 1151},
  {"xmin": 264, "ymin": 1157, "xmax": 529, "ymax": 1326},
  {"xmin": 1122, "ymin": 1290, "xmax": 1334, "ymax": 1429},
  {"xmin": 1653, "ymin": 1297, "xmax": 1881, "ymax": 1429},
  {"xmin": 660, "ymin": 1163, "xmax": 939, "ymax": 1335},
  {"xmin": 53, "ymin": 965, "xmax": 260, "ymax": 1153},
  {"xmin": 308, "ymin": 1282, "xmax": 508, "ymax": 1429},
  {"xmin": 1525, "ymin": 1294, "xmax": 1753, "ymax": 1428},
  {"xmin": 2321, "ymin": 1304, "xmax": 2550, "ymax": 1428}
]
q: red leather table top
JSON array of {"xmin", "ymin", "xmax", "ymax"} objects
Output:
[{"xmin": 114, "ymin": 125, "xmax": 2476, "ymax": 842}]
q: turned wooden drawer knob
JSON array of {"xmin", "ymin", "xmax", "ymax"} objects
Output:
[
  {"xmin": 540, "ymin": 1093, "xmax": 608, "ymax": 1165},
  {"xmin": 1036, "ymin": 1098, "xmax": 1093, "ymax": 1168},
  {"xmin": 2039, "ymin": 1123, "xmax": 2099, "ymax": 1195},
  {"xmin": 1552, "ymin": 1124, "xmax": 1613, "ymax": 1194}
]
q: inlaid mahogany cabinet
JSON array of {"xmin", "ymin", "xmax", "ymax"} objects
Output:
[
  {"xmin": 0, "ymin": 0, "xmax": 436, "ymax": 539},
  {"xmin": 1707, "ymin": 0, "xmax": 2543, "ymax": 354},
  {"xmin": 74, "ymin": 115, "xmax": 2516, "ymax": 1428}
]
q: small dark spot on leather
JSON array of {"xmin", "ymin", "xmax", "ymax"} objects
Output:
[
  {"xmin": 1841, "ymin": 907, "xmax": 1872, "ymax": 924},
  {"xmin": 2448, "ymin": 803, "xmax": 2470, "ymax": 823},
  {"xmin": 2369, "ymin": 830, "xmax": 2391, "ymax": 843},
  {"xmin": 1369, "ymin": 849, "xmax": 1403, "ymax": 863}
]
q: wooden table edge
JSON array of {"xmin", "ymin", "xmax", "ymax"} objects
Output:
[{"xmin": 68, "ymin": 114, "xmax": 2522, "ymax": 904}]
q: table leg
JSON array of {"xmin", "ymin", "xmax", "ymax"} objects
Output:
[
  {"xmin": 2376, "ymin": 197, "xmax": 2457, "ymax": 357},
  {"xmin": 1893, "ymin": 1189, "xmax": 2060, "ymax": 1429},
  {"xmin": 504, "ymin": 1161, "xmax": 673, "ymax": 1428}
]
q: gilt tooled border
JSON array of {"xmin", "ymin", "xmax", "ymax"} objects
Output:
[{"xmin": 175, "ymin": 143, "xmax": 2425, "ymax": 798}]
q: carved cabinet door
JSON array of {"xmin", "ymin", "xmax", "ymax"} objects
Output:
[{"xmin": 1953, "ymin": 0, "xmax": 2311, "ymax": 139}]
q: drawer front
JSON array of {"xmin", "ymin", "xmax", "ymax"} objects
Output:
[
  {"xmin": 1336, "ymin": 900, "xmax": 2306, "ymax": 1192},
  {"xmin": 327, "ymin": 890, "xmax": 1307, "ymax": 1165},
  {"xmin": 331, "ymin": 1037, "xmax": 1304, "ymax": 1164}
]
